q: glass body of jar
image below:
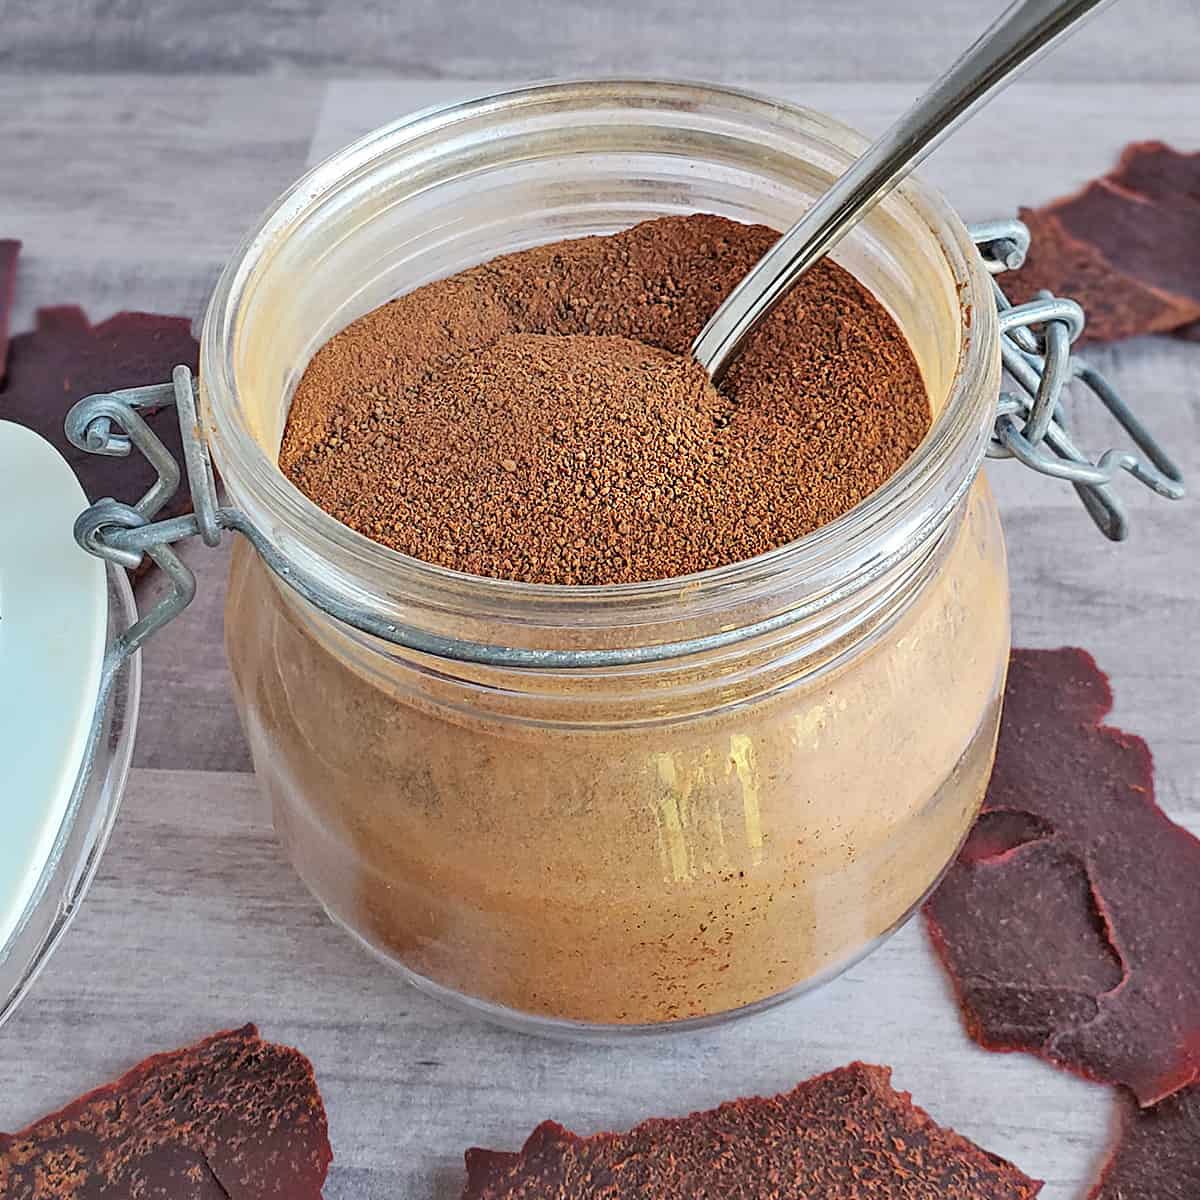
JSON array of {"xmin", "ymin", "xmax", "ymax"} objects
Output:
[{"xmin": 204, "ymin": 81, "xmax": 1008, "ymax": 1032}]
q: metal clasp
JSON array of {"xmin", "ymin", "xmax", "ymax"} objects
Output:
[{"xmin": 970, "ymin": 219, "xmax": 1185, "ymax": 541}]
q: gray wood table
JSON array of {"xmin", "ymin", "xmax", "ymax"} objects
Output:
[{"xmin": 2, "ymin": 5, "xmax": 1199, "ymax": 1196}]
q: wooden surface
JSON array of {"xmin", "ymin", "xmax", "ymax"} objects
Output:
[
  {"xmin": 3, "ymin": 0, "xmax": 1198, "ymax": 81},
  {"xmin": 2, "ymin": 8, "xmax": 1199, "ymax": 1196}
]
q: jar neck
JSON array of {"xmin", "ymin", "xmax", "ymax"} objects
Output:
[
  {"xmin": 265, "ymin": 497, "xmax": 965, "ymax": 721},
  {"xmin": 201, "ymin": 80, "xmax": 1000, "ymax": 680}
]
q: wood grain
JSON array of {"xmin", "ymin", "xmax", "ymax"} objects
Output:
[
  {"xmin": 0, "ymin": 75, "xmax": 323, "ymax": 271},
  {"xmin": 1, "ymin": 65, "xmax": 1197, "ymax": 1200},
  {"xmin": 3, "ymin": 0, "xmax": 1198, "ymax": 83}
]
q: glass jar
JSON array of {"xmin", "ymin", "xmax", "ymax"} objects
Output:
[{"xmin": 204, "ymin": 81, "xmax": 1007, "ymax": 1032}]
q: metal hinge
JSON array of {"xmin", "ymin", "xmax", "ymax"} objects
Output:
[{"xmin": 969, "ymin": 219, "xmax": 1184, "ymax": 540}]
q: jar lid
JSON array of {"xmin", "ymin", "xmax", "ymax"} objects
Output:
[{"xmin": 0, "ymin": 420, "xmax": 114, "ymax": 1022}]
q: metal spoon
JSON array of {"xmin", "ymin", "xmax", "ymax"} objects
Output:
[{"xmin": 692, "ymin": 0, "xmax": 1117, "ymax": 383}]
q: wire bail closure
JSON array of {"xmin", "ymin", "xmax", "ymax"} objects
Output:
[
  {"xmin": 971, "ymin": 219, "xmax": 1184, "ymax": 539},
  {"xmin": 65, "ymin": 218, "xmax": 1186, "ymax": 670}
]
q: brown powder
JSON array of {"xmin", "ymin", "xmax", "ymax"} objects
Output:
[
  {"xmin": 227, "ymin": 476, "xmax": 1009, "ymax": 1023},
  {"xmin": 280, "ymin": 213, "xmax": 930, "ymax": 585}
]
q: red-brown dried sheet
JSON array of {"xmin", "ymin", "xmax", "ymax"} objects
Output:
[
  {"xmin": 1009, "ymin": 142, "xmax": 1200, "ymax": 343},
  {"xmin": 0, "ymin": 238, "xmax": 17, "ymax": 379},
  {"xmin": 925, "ymin": 648, "xmax": 1200, "ymax": 1107},
  {"xmin": 461, "ymin": 1061, "xmax": 1041, "ymax": 1199},
  {"xmin": 0, "ymin": 239, "xmax": 19, "ymax": 380},
  {"xmin": 0, "ymin": 304, "xmax": 199, "ymax": 526},
  {"xmin": 1089, "ymin": 1082, "xmax": 1200, "ymax": 1199},
  {"xmin": 0, "ymin": 1024, "xmax": 331, "ymax": 1199}
]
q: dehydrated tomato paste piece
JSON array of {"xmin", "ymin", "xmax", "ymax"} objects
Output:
[
  {"xmin": 461, "ymin": 1061, "xmax": 1041, "ymax": 1199},
  {"xmin": 925, "ymin": 648, "xmax": 1200, "ymax": 1107},
  {"xmin": 1089, "ymin": 1083, "xmax": 1200, "ymax": 1199},
  {"xmin": 0, "ymin": 239, "xmax": 18, "ymax": 380},
  {"xmin": 1009, "ymin": 142, "xmax": 1200, "ymax": 343},
  {"xmin": 0, "ymin": 305, "xmax": 199, "ymax": 523},
  {"xmin": 0, "ymin": 1025, "xmax": 331, "ymax": 1199}
]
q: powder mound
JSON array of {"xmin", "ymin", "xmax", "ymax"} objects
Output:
[
  {"xmin": 0, "ymin": 1024, "xmax": 332, "ymax": 1199},
  {"xmin": 924, "ymin": 648, "xmax": 1200, "ymax": 1107},
  {"xmin": 311, "ymin": 333, "xmax": 732, "ymax": 584},
  {"xmin": 460, "ymin": 1061, "xmax": 1041, "ymax": 1199},
  {"xmin": 280, "ymin": 213, "xmax": 930, "ymax": 585},
  {"xmin": 1088, "ymin": 1083, "xmax": 1200, "ymax": 1199},
  {"xmin": 1009, "ymin": 141, "xmax": 1200, "ymax": 343}
]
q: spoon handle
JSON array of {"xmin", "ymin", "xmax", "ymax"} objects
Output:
[{"xmin": 692, "ymin": 0, "xmax": 1118, "ymax": 382}]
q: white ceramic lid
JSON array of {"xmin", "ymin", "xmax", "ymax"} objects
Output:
[{"xmin": 0, "ymin": 421, "xmax": 107, "ymax": 965}]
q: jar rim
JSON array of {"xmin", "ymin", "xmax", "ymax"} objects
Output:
[{"xmin": 201, "ymin": 79, "xmax": 999, "ymax": 652}]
